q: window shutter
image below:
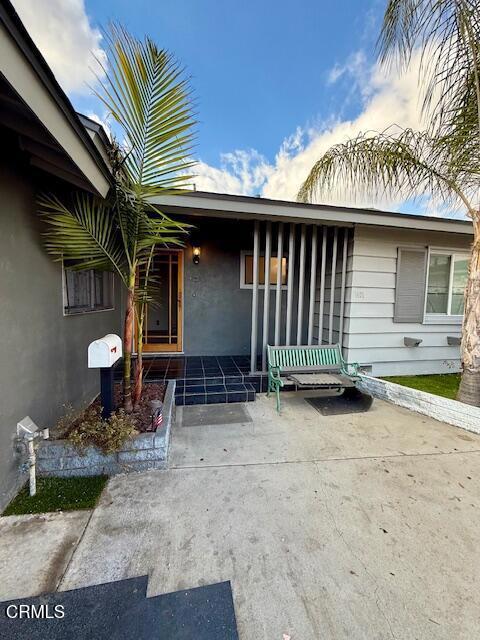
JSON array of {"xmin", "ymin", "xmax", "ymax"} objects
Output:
[{"xmin": 394, "ymin": 248, "xmax": 427, "ymax": 323}]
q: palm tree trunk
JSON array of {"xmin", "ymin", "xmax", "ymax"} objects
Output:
[
  {"xmin": 123, "ymin": 272, "xmax": 136, "ymax": 413},
  {"xmin": 457, "ymin": 217, "xmax": 480, "ymax": 406},
  {"xmin": 133, "ymin": 309, "xmax": 144, "ymax": 408}
]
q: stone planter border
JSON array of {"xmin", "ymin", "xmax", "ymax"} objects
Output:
[
  {"xmin": 358, "ymin": 375, "xmax": 480, "ymax": 435},
  {"xmin": 37, "ymin": 380, "xmax": 176, "ymax": 477}
]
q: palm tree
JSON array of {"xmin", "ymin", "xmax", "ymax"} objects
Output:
[
  {"xmin": 39, "ymin": 25, "xmax": 196, "ymax": 412},
  {"xmin": 299, "ymin": 0, "xmax": 480, "ymax": 406}
]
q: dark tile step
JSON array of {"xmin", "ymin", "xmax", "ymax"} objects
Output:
[
  {"xmin": 175, "ymin": 382, "xmax": 256, "ymax": 406},
  {"xmin": 176, "ymin": 378, "xmax": 258, "ymax": 389}
]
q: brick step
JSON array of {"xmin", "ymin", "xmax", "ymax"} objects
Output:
[{"xmin": 175, "ymin": 382, "xmax": 256, "ymax": 406}]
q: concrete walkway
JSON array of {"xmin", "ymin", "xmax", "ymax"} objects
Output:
[{"xmin": 2, "ymin": 393, "xmax": 480, "ymax": 639}]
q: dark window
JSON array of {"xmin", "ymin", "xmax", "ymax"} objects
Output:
[{"xmin": 64, "ymin": 268, "xmax": 114, "ymax": 315}]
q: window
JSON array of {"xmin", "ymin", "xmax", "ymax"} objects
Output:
[
  {"xmin": 426, "ymin": 251, "xmax": 468, "ymax": 316},
  {"xmin": 63, "ymin": 268, "xmax": 114, "ymax": 315},
  {"xmin": 240, "ymin": 251, "xmax": 288, "ymax": 289}
]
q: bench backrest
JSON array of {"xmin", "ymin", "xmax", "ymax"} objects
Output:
[{"xmin": 267, "ymin": 344, "xmax": 343, "ymax": 373}]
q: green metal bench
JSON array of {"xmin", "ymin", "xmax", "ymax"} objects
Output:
[{"xmin": 267, "ymin": 344, "xmax": 360, "ymax": 412}]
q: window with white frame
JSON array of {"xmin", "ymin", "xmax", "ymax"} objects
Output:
[
  {"xmin": 63, "ymin": 268, "xmax": 114, "ymax": 315},
  {"xmin": 240, "ymin": 251, "xmax": 288, "ymax": 289},
  {"xmin": 426, "ymin": 251, "xmax": 468, "ymax": 316}
]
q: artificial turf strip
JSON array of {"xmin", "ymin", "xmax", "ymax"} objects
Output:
[
  {"xmin": 382, "ymin": 373, "xmax": 461, "ymax": 400},
  {"xmin": 2, "ymin": 475, "xmax": 108, "ymax": 516}
]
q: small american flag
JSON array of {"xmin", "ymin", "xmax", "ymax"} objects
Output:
[{"xmin": 151, "ymin": 408, "xmax": 163, "ymax": 431}]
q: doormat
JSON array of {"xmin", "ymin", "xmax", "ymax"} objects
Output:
[
  {"xmin": 306, "ymin": 388, "xmax": 373, "ymax": 416},
  {"xmin": 0, "ymin": 577, "xmax": 239, "ymax": 640},
  {"xmin": 181, "ymin": 404, "xmax": 252, "ymax": 427}
]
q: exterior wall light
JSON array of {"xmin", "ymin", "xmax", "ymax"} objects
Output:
[{"xmin": 192, "ymin": 246, "xmax": 201, "ymax": 264}]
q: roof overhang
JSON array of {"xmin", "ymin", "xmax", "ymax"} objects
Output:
[
  {"xmin": 0, "ymin": 2, "xmax": 111, "ymax": 197},
  {"xmin": 151, "ymin": 191, "xmax": 473, "ymax": 236}
]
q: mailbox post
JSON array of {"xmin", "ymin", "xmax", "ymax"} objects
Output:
[{"xmin": 88, "ymin": 334, "xmax": 122, "ymax": 419}]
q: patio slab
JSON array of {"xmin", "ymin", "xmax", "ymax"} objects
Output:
[
  {"xmin": 2, "ymin": 396, "xmax": 480, "ymax": 638},
  {"xmin": 56, "ymin": 396, "xmax": 480, "ymax": 639},
  {"xmin": 171, "ymin": 392, "xmax": 480, "ymax": 468}
]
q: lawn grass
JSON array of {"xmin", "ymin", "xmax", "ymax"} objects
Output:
[
  {"xmin": 2, "ymin": 475, "xmax": 108, "ymax": 516},
  {"xmin": 382, "ymin": 373, "xmax": 461, "ymax": 400}
]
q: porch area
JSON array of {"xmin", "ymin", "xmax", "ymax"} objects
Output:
[
  {"xmin": 137, "ymin": 213, "xmax": 353, "ymax": 406},
  {"xmin": 142, "ymin": 355, "xmax": 267, "ymax": 405}
]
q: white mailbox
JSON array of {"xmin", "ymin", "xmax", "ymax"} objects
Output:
[{"xmin": 88, "ymin": 334, "xmax": 122, "ymax": 368}]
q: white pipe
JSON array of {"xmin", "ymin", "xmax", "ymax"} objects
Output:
[{"xmin": 28, "ymin": 438, "xmax": 36, "ymax": 496}]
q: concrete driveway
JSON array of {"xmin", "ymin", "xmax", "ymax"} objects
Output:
[{"xmin": 2, "ymin": 393, "xmax": 480, "ymax": 639}]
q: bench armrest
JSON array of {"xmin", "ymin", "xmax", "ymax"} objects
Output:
[{"xmin": 341, "ymin": 360, "xmax": 360, "ymax": 378}]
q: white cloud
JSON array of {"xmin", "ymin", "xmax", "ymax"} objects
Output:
[
  {"xmin": 11, "ymin": 0, "xmax": 106, "ymax": 95},
  {"xmin": 194, "ymin": 150, "xmax": 273, "ymax": 196},
  {"xmin": 327, "ymin": 50, "xmax": 367, "ymax": 86},
  {"xmin": 193, "ymin": 49, "xmax": 452, "ymax": 214}
]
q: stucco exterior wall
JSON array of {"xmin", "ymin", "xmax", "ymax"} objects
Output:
[
  {"xmin": 343, "ymin": 225, "xmax": 472, "ymax": 376},
  {"xmin": 182, "ymin": 218, "xmax": 308, "ymax": 356},
  {"xmin": 0, "ymin": 152, "xmax": 122, "ymax": 510}
]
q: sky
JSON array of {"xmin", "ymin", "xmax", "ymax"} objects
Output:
[{"xmin": 10, "ymin": 0, "xmax": 465, "ymax": 217}]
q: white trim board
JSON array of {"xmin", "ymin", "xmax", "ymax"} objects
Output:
[{"xmin": 358, "ymin": 375, "xmax": 480, "ymax": 435}]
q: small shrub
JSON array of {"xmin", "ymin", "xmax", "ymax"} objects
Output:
[
  {"xmin": 68, "ymin": 407, "xmax": 137, "ymax": 455},
  {"xmin": 52, "ymin": 403, "xmax": 79, "ymax": 439}
]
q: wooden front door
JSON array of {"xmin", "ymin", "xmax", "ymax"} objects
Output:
[{"xmin": 142, "ymin": 250, "xmax": 183, "ymax": 352}]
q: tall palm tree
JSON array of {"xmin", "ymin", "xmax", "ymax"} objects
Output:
[
  {"xmin": 39, "ymin": 25, "xmax": 196, "ymax": 412},
  {"xmin": 299, "ymin": 0, "xmax": 480, "ymax": 406}
]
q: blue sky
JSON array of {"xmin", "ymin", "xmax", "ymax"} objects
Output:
[
  {"xmin": 11, "ymin": 0, "xmax": 465, "ymax": 216},
  {"xmin": 75, "ymin": 0, "xmax": 381, "ymax": 165}
]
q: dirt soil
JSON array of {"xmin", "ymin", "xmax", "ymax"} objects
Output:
[
  {"xmin": 52, "ymin": 382, "xmax": 166, "ymax": 438},
  {"xmin": 120, "ymin": 382, "xmax": 166, "ymax": 432}
]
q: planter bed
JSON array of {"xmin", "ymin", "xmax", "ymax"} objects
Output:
[
  {"xmin": 358, "ymin": 375, "xmax": 480, "ymax": 435},
  {"xmin": 37, "ymin": 381, "xmax": 176, "ymax": 478}
]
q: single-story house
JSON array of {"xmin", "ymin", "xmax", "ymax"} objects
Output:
[
  {"xmin": 152, "ymin": 191, "xmax": 472, "ymax": 380},
  {"xmin": 0, "ymin": 0, "xmax": 473, "ymax": 507}
]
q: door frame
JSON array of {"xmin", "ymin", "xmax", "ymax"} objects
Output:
[{"xmin": 139, "ymin": 249, "xmax": 184, "ymax": 353}]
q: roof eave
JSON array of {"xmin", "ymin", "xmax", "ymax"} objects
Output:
[
  {"xmin": 0, "ymin": 1, "xmax": 112, "ymax": 197},
  {"xmin": 150, "ymin": 192, "xmax": 473, "ymax": 236}
]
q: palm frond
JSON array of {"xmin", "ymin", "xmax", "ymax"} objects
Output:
[
  {"xmin": 297, "ymin": 127, "xmax": 474, "ymax": 214},
  {"xmin": 95, "ymin": 24, "xmax": 196, "ymax": 193},
  {"xmin": 378, "ymin": 0, "xmax": 480, "ymax": 138},
  {"xmin": 38, "ymin": 192, "xmax": 127, "ymax": 281}
]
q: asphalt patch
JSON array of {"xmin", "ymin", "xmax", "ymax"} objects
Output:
[{"xmin": 0, "ymin": 577, "xmax": 239, "ymax": 640}]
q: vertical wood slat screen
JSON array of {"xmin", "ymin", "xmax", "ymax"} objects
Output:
[{"xmin": 250, "ymin": 222, "xmax": 350, "ymax": 373}]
